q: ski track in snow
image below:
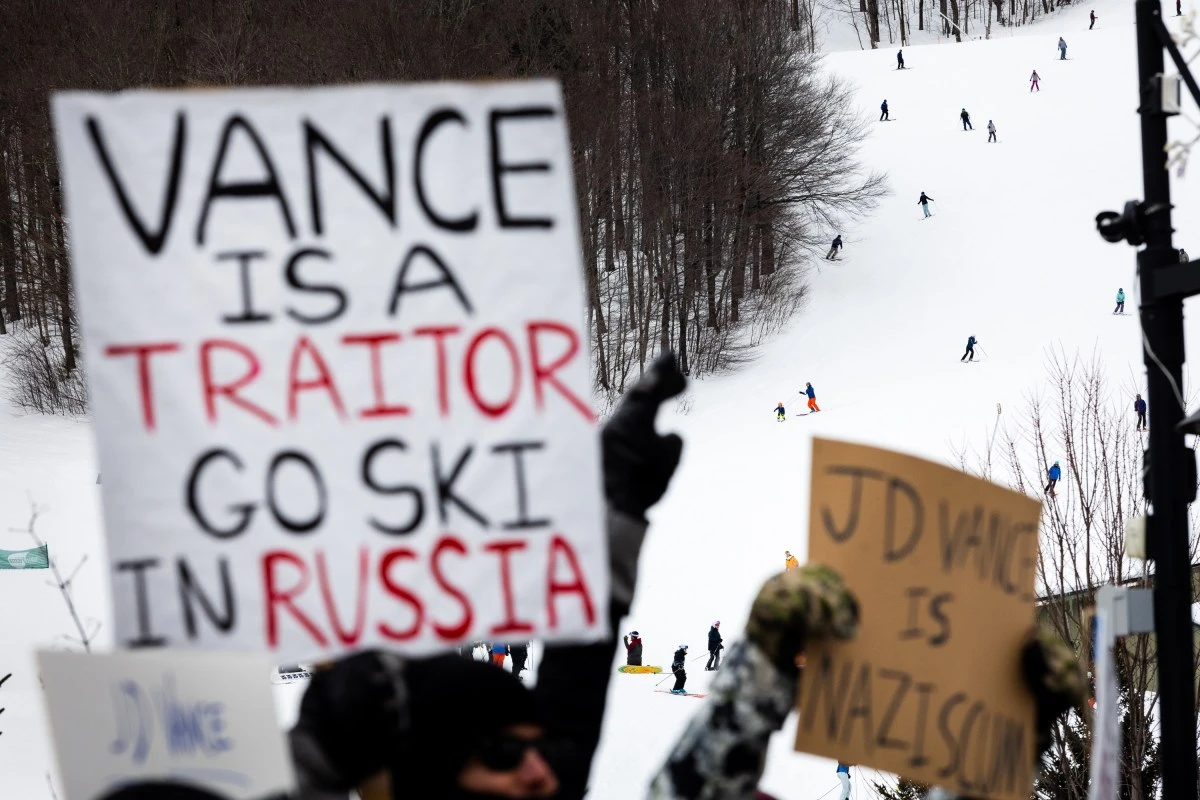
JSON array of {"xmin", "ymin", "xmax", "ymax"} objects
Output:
[{"xmin": 3, "ymin": 4, "xmax": 1200, "ymax": 797}]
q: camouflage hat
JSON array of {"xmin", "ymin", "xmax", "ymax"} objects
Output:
[{"xmin": 746, "ymin": 563, "xmax": 859, "ymax": 672}]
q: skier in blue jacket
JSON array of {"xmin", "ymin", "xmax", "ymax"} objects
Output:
[
  {"xmin": 1114, "ymin": 288, "xmax": 1126, "ymax": 314},
  {"xmin": 837, "ymin": 763, "xmax": 852, "ymax": 800},
  {"xmin": 1135, "ymin": 394, "xmax": 1147, "ymax": 431},
  {"xmin": 961, "ymin": 335, "xmax": 977, "ymax": 362},
  {"xmin": 1045, "ymin": 461, "xmax": 1062, "ymax": 496}
]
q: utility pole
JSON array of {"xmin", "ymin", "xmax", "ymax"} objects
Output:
[{"xmin": 1097, "ymin": 0, "xmax": 1197, "ymax": 796}]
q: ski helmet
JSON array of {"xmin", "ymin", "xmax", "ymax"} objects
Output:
[
  {"xmin": 713, "ymin": 620, "xmax": 720, "ymax": 627},
  {"xmin": 1054, "ymin": 460, "xmax": 1060, "ymax": 466},
  {"xmin": 679, "ymin": 644, "xmax": 689, "ymax": 650},
  {"xmin": 631, "ymin": 631, "xmax": 639, "ymax": 637}
]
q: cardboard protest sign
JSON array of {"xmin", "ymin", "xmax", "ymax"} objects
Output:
[
  {"xmin": 795, "ymin": 438, "xmax": 1041, "ymax": 800},
  {"xmin": 52, "ymin": 82, "xmax": 606, "ymax": 661},
  {"xmin": 38, "ymin": 649, "xmax": 293, "ymax": 800}
]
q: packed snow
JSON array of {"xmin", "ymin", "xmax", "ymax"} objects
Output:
[{"xmin": 4, "ymin": 4, "xmax": 1200, "ymax": 797}]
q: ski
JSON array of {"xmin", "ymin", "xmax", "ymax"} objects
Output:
[{"xmin": 655, "ymin": 689, "xmax": 708, "ymax": 699}]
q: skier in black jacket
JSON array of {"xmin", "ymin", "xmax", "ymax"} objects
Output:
[
  {"xmin": 671, "ymin": 645, "xmax": 690, "ymax": 694},
  {"xmin": 285, "ymin": 354, "xmax": 687, "ymax": 800},
  {"xmin": 706, "ymin": 622, "xmax": 723, "ymax": 671}
]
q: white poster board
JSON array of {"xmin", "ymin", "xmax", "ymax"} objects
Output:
[
  {"xmin": 53, "ymin": 82, "xmax": 607, "ymax": 662},
  {"xmin": 38, "ymin": 650, "xmax": 294, "ymax": 800}
]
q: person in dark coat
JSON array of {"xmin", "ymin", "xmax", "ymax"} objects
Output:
[
  {"xmin": 880, "ymin": 99, "xmax": 889, "ymax": 121},
  {"xmin": 1180, "ymin": 248, "xmax": 1189, "ymax": 263},
  {"xmin": 285, "ymin": 354, "xmax": 687, "ymax": 800},
  {"xmin": 1089, "ymin": 10, "xmax": 1097, "ymax": 28},
  {"xmin": 961, "ymin": 335, "xmax": 977, "ymax": 362},
  {"xmin": 826, "ymin": 235, "xmax": 843, "ymax": 260},
  {"xmin": 960, "ymin": 108, "xmax": 973, "ymax": 131},
  {"xmin": 897, "ymin": 49, "xmax": 905, "ymax": 69},
  {"xmin": 706, "ymin": 622, "xmax": 724, "ymax": 671},
  {"xmin": 623, "ymin": 631, "xmax": 643, "ymax": 666},
  {"xmin": 918, "ymin": 191, "xmax": 935, "ymax": 218},
  {"xmin": 510, "ymin": 642, "xmax": 529, "ymax": 677},
  {"xmin": 671, "ymin": 644, "xmax": 690, "ymax": 693},
  {"xmin": 1135, "ymin": 394, "xmax": 1148, "ymax": 431}
]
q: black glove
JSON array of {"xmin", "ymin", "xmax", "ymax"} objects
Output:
[
  {"xmin": 602, "ymin": 352, "xmax": 687, "ymax": 521},
  {"xmin": 1021, "ymin": 627, "xmax": 1086, "ymax": 759},
  {"xmin": 293, "ymin": 650, "xmax": 409, "ymax": 789}
]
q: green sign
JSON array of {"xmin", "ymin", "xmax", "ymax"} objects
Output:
[{"xmin": 0, "ymin": 544, "xmax": 49, "ymax": 569}]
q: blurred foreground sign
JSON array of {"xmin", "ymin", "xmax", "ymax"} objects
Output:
[
  {"xmin": 38, "ymin": 649, "xmax": 293, "ymax": 800},
  {"xmin": 52, "ymin": 82, "xmax": 605, "ymax": 661},
  {"xmin": 796, "ymin": 438, "xmax": 1040, "ymax": 800}
]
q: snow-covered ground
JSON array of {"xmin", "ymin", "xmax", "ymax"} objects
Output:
[{"xmin": 4, "ymin": 4, "xmax": 1200, "ymax": 798}]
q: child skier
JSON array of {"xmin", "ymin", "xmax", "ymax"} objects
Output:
[
  {"xmin": 1114, "ymin": 288, "xmax": 1125, "ymax": 314},
  {"xmin": 1045, "ymin": 461, "xmax": 1062, "ymax": 497},
  {"xmin": 671, "ymin": 644, "xmax": 689, "ymax": 694},
  {"xmin": 987, "ymin": 120, "xmax": 997, "ymax": 142},
  {"xmin": 774, "ymin": 402, "xmax": 786, "ymax": 422},
  {"xmin": 837, "ymin": 763, "xmax": 852, "ymax": 800},
  {"xmin": 623, "ymin": 631, "xmax": 643, "ymax": 666},
  {"xmin": 1135, "ymin": 394, "xmax": 1148, "ymax": 431},
  {"xmin": 1030, "ymin": 69, "xmax": 1041, "ymax": 91},
  {"xmin": 827, "ymin": 235, "xmax": 843, "ymax": 260},
  {"xmin": 960, "ymin": 108, "xmax": 973, "ymax": 130},
  {"xmin": 961, "ymin": 335, "xmax": 977, "ymax": 362},
  {"xmin": 1058, "ymin": 37, "xmax": 1068, "ymax": 59},
  {"xmin": 897, "ymin": 50, "xmax": 905, "ymax": 69},
  {"xmin": 804, "ymin": 382, "xmax": 821, "ymax": 412},
  {"xmin": 706, "ymin": 622, "xmax": 723, "ymax": 671},
  {"xmin": 785, "ymin": 550, "xmax": 800, "ymax": 570},
  {"xmin": 1090, "ymin": 10, "xmax": 1097, "ymax": 28},
  {"xmin": 918, "ymin": 191, "xmax": 935, "ymax": 218},
  {"xmin": 880, "ymin": 99, "xmax": 889, "ymax": 121}
]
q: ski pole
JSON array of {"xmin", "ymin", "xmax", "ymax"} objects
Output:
[{"xmin": 978, "ymin": 344, "xmax": 990, "ymax": 359}]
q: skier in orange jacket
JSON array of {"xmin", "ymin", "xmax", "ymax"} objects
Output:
[{"xmin": 785, "ymin": 551, "xmax": 800, "ymax": 570}]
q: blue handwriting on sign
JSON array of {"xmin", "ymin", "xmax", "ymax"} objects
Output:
[{"xmin": 109, "ymin": 675, "xmax": 232, "ymax": 765}]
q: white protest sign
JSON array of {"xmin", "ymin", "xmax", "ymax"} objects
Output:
[
  {"xmin": 38, "ymin": 649, "xmax": 294, "ymax": 800},
  {"xmin": 53, "ymin": 82, "xmax": 607, "ymax": 661}
]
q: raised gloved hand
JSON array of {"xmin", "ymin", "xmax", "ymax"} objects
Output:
[
  {"xmin": 602, "ymin": 352, "xmax": 687, "ymax": 521},
  {"xmin": 291, "ymin": 651, "xmax": 410, "ymax": 792},
  {"xmin": 1021, "ymin": 627, "xmax": 1087, "ymax": 759},
  {"xmin": 745, "ymin": 563, "xmax": 860, "ymax": 674}
]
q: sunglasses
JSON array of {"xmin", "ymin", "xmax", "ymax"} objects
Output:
[{"xmin": 476, "ymin": 732, "xmax": 553, "ymax": 772}]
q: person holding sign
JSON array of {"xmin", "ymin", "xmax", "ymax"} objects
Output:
[
  {"xmin": 288, "ymin": 355, "xmax": 687, "ymax": 800},
  {"xmin": 646, "ymin": 564, "xmax": 1087, "ymax": 799}
]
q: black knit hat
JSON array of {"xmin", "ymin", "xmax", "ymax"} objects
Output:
[{"xmin": 400, "ymin": 655, "xmax": 540, "ymax": 793}]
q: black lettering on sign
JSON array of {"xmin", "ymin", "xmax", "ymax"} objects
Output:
[
  {"xmin": 820, "ymin": 466, "xmax": 886, "ymax": 542},
  {"xmin": 800, "ymin": 651, "xmax": 856, "ymax": 740},
  {"xmin": 117, "ymin": 558, "xmax": 166, "ymax": 647},
  {"xmin": 876, "ymin": 669, "xmax": 911, "ymax": 751},
  {"xmin": 909, "ymin": 681, "xmax": 936, "ymax": 767},
  {"xmin": 842, "ymin": 660, "xmax": 875, "ymax": 755},
  {"xmin": 304, "ymin": 117, "xmax": 396, "ymax": 235},
  {"xmin": 883, "ymin": 476, "xmax": 923, "ymax": 562},
  {"xmin": 177, "ymin": 557, "xmax": 236, "ymax": 638},
  {"xmin": 387, "ymin": 245, "xmax": 473, "ymax": 318},
  {"xmin": 493, "ymin": 441, "xmax": 551, "ymax": 530},
  {"xmin": 938, "ymin": 502, "xmax": 1038, "ymax": 596},
  {"xmin": 285, "ymin": 247, "xmax": 347, "ymax": 325},
  {"xmin": 415, "ymin": 109, "xmax": 479, "ymax": 232},
  {"xmin": 488, "ymin": 107, "xmax": 557, "ymax": 229},
  {"xmin": 218, "ymin": 250, "xmax": 272, "ymax": 324},
  {"xmin": 266, "ymin": 450, "xmax": 326, "ymax": 533},
  {"xmin": 196, "ymin": 115, "xmax": 297, "ymax": 246},
  {"xmin": 186, "ymin": 448, "xmax": 257, "ymax": 539},
  {"xmin": 432, "ymin": 443, "xmax": 490, "ymax": 529},
  {"xmin": 362, "ymin": 438, "xmax": 425, "ymax": 536},
  {"xmin": 936, "ymin": 691, "xmax": 968, "ymax": 778},
  {"xmin": 85, "ymin": 113, "xmax": 187, "ymax": 256}
]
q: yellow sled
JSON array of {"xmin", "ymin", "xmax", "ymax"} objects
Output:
[{"xmin": 618, "ymin": 664, "xmax": 663, "ymax": 674}]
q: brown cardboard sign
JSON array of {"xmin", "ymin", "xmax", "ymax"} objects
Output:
[{"xmin": 795, "ymin": 438, "xmax": 1041, "ymax": 800}]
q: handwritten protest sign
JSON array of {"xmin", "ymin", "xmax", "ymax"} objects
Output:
[
  {"xmin": 52, "ymin": 82, "xmax": 606, "ymax": 661},
  {"xmin": 38, "ymin": 649, "xmax": 293, "ymax": 800},
  {"xmin": 795, "ymin": 438, "xmax": 1041, "ymax": 800}
]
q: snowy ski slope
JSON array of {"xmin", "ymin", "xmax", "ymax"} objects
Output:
[{"xmin": 4, "ymin": 6, "xmax": 1200, "ymax": 797}]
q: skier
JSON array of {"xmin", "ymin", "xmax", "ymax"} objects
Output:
[
  {"xmin": 623, "ymin": 631, "xmax": 643, "ymax": 666},
  {"xmin": 837, "ymin": 763, "xmax": 852, "ymax": 800},
  {"xmin": 960, "ymin": 108, "xmax": 973, "ymax": 131},
  {"xmin": 987, "ymin": 119, "xmax": 997, "ymax": 142},
  {"xmin": 1135, "ymin": 394, "xmax": 1148, "ymax": 431},
  {"xmin": 827, "ymin": 234, "xmax": 843, "ymax": 260},
  {"xmin": 1058, "ymin": 37, "xmax": 1068, "ymax": 59},
  {"xmin": 785, "ymin": 550, "xmax": 800, "ymax": 570},
  {"xmin": 706, "ymin": 622, "xmax": 723, "ymax": 671},
  {"xmin": 1090, "ymin": 10, "xmax": 1096, "ymax": 28},
  {"xmin": 960, "ymin": 335, "xmax": 977, "ymax": 362},
  {"xmin": 671, "ymin": 644, "xmax": 690, "ymax": 694},
  {"xmin": 1180, "ymin": 248, "xmax": 1189, "ymax": 262},
  {"xmin": 1178, "ymin": 0, "xmax": 1183, "ymax": 16},
  {"xmin": 804, "ymin": 382, "xmax": 821, "ymax": 413},
  {"xmin": 1030, "ymin": 69, "xmax": 1041, "ymax": 91},
  {"xmin": 1045, "ymin": 461, "xmax": 1062, "ymax": 497},
  {"xmin": 880, "ymin": 99, "xmax": 889, "ymax": 121},
  {"xmin": 1114, "ymin": 288, "xmax": 1125, "ymax": 314},
  {"xmin": 490, "ymin": 641, "xmax": 508, "ymax": 668},
  {"xmin": 510, "ymin": 641, "xmax": 529, "ymax": 677},
  {"xmin": 918, "ymin": 191, "xmax": 935, "ymax": 218},
  {"xmin": 897, "ymin": 49, "xmax": 905, "ymax": 69},
  {"xmin": 774, "ymin": 402, "xmax": 786, "ymax": 422}
]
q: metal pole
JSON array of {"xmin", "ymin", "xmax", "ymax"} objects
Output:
[{"xmin": 1135, "ymin": 0, "xmax": 1198, "ymax": 795}]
